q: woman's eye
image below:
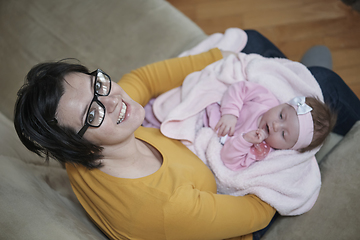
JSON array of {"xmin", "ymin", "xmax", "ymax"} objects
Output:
[
  {"xmin": 95, "ymin": 81, "xmax": 102, "ymax": 92},
  {"xmin": 87, "ymin": 109, "xmax": 96, "ymax": 123}
]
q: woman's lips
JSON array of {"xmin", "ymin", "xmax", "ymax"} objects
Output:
[{"xmin": 117, "ymin": 101, "xmax": 127, "ymax": 124}]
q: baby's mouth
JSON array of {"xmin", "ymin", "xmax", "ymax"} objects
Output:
[{"xmin": 117, "ymin": 101, "xmax": 127, "ymax": 124}]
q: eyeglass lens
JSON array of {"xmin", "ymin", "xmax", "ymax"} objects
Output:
[
  {"xmin": 87, "ymin": 102, "xmax": 105, "ymax": 126},
  {"xmin": 86, "ymin": 70, "xmax": 111, "ymax": 127},
  {"xmin": 95, "ymin": 71, "xmax": 111, "ymax": 95}
]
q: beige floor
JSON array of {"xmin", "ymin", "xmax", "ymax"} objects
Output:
[{"xmin": 167, "ymin": 0, "xmax": 360, "ymax": 98}]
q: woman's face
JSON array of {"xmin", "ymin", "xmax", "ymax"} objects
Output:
[
  {"xmin": 56, "ymin": 72, "xmax": 145, "ymax": 147},
  {"xmin": 258, "ymin": 103, "xmax": 299, "ymax": 149}
]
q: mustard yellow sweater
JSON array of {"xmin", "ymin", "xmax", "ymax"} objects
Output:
[{"xmin": 66, "ymin": 49, "xmax": 275, "ymax": 240}]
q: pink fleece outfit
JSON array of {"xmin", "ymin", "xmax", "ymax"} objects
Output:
[{"xmin": 205, "ymin": 81, "xmax": 280, "ymax": 171}]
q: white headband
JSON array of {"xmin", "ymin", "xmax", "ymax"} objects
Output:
[{"xmin": 287, "ymin": 96, "xmax": 314, "ymax": 150}]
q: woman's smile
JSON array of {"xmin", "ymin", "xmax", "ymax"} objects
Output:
[{"xmin": 117, "ymin": 101, "xmax": 127, "ymax": 124}]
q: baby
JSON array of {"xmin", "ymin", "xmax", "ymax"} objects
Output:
[{"xmin": 205, "ymin": 80, "xmax": 337, "ymax": 171}]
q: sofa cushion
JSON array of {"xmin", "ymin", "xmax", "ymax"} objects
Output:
[
  {"xmin": 0, "ymin": 0, "xmax": 207, "ymax": 120},
  {"xmin": 0, "ymin": 154, "xmax": 108, "ymax": 240},
  {"xmin": 262, "ymin": 121, "xmax": 360, "ymax": 240},
  {"xmin": 0, "ymin": 112, "xmax": 107, "ymax": 239}
]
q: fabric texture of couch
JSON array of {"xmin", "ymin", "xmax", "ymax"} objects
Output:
[{"xmin": 0, "ymin": 0, "xmax": 359, "ymax": 239}]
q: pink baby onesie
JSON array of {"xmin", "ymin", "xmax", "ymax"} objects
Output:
[{"xmin": 205, "ymin": 81, "xmax": 280, "ymax": 171}]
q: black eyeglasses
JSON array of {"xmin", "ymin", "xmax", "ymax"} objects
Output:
[{"xmin": 77, "ymin": 69, "xmax": 112, "ymax": 137}]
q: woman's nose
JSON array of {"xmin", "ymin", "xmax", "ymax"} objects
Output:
[{"xmin": 98, "ymin": 95, "xmax": 119, "ymax": 113}]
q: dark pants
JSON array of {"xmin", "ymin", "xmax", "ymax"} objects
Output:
[{"xmin": 242, "ymin": 30, "xmax": 360, "ymax": 240}]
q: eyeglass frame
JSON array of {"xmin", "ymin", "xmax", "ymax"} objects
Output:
[{"xmin": 77, "ymin": 69, "xmax": 112, "ymax": 137}]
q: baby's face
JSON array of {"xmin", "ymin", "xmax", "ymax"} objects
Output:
[{"xmin": 258, "ymin": 103, "xmax": 299, "ymax": 149}]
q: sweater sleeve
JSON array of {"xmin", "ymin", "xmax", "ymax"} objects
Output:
[
  {"xmin": 118, "ymin": 48, "xmax": 223, "ymax": 107},
  {"xmin": 221, "ymin": 134, "xmax": 257, "ymax": 171},
  {"xmin": 164, "ymin": 184, "xmax": 275, "ymax": 240},
  {"xmin": 221, "ymin": 81, "xmax": 273, "ymax": 117}
]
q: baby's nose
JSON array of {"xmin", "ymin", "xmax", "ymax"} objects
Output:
[{"xmin": 273, "ymin": 121, "xmax": 282, "ymax": 132}]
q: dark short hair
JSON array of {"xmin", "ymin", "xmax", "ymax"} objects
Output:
[
  {"xmin": 14, "ymin": 60, "xmax": 103, "ymax": 169},
  {"xmin": 298, "ymin": 96, "xmax": 337, "ymax": 153}
]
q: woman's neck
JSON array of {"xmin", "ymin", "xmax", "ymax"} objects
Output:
[{"xmin": 98, "ymin": 136, "xmax": 162, "ymax": 178}]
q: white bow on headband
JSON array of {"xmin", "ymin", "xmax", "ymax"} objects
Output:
[{"xmin": 288, "ymin": 96, "xmax": 313, "ymax": 115}]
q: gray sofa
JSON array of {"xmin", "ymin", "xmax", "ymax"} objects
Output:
[{"xmin": 0, "ymin": 0, "xmax": 359, "ymax": 239}]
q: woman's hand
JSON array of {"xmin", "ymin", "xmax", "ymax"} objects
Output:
[
  {"xmin": 243, "ymin": 129, "xmax": 268, "ymax": 144},
  {"xmin": 215, "ymin": 114, "xmax": 238, "ymax": 137}
]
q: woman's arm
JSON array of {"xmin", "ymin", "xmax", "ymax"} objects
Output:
[
  {"xmin": 164, "ymin": 185, "xmax": 276, "ymax": 240},
  {"xmin": 118, "ymin": 48, "xmax": 223, "ymax": 106}
]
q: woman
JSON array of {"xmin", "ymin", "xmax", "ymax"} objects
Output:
[
  {"xmin": 14, "ymin": 31, "xmax": 360, "ymax": 240},
  {"xmin": 15, "ymin": 48, "xmax": 275, "ymax": 240}
]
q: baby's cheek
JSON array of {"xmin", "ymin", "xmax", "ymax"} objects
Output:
[{"xmin": 265, "ymin": 136, "xmax": 280, "ymax": 149}]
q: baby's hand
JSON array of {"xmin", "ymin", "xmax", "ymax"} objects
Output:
[
  {"xmin": 243, "ymin": 129, "xmax": 268, "ymax": 144},
  {"xmin": 214, "ymin": 114, "xmax": 238, "ymax": 137}
]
